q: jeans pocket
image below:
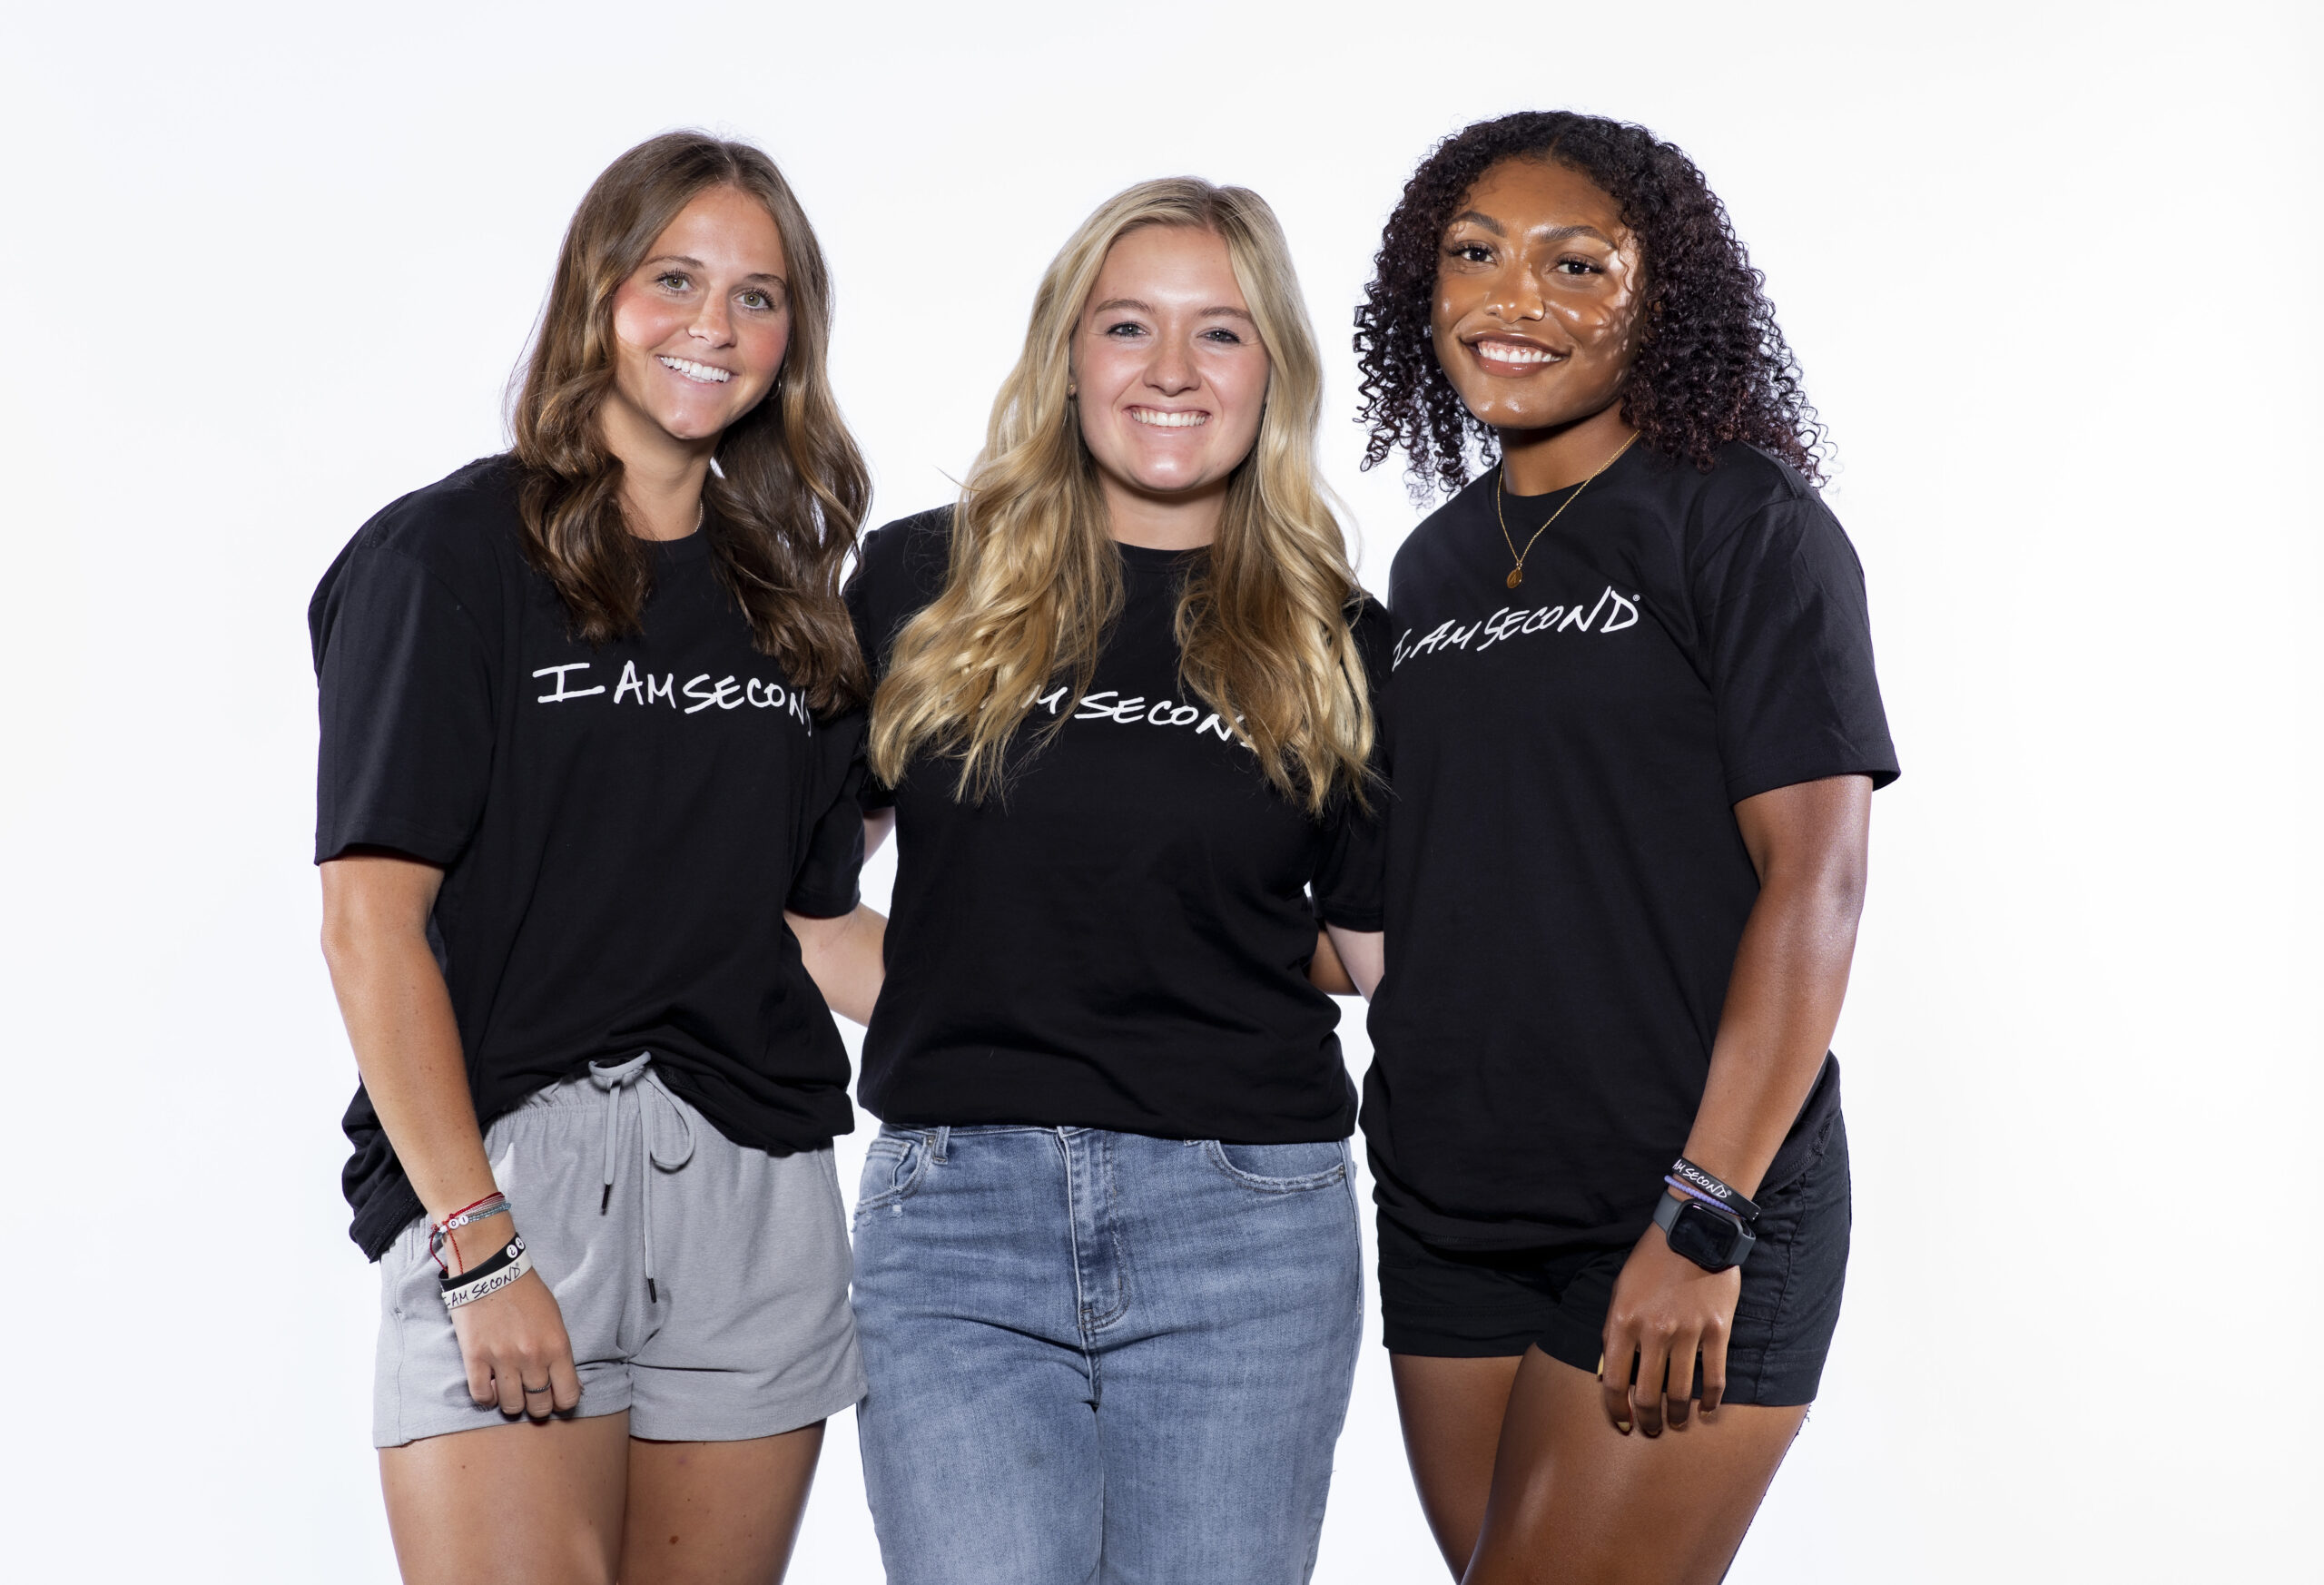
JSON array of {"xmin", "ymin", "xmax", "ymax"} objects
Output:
[
  {"xmin": 1203, "ymin": 1138, "xmax": 1350, "ymax": 1193},
  {"xmin": 854, "ymin": 1127, "xmax": 931, "ymax": 1222}
]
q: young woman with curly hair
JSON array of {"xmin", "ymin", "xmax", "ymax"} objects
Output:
[
  {"xmin": 839, "ymin": 178, "xmax": 1386, "ymax": 1584},
  {"xmin": 311, "ymin": 132, "xmax": 880, "ymax": 1583},
  {"xmin": 1353, "ymin": 111, "xmax": 1899, "ymax": 1583}
]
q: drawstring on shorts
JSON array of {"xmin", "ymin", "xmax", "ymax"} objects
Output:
[{"xmin": 588, "ymin": 1052, "xmax": 695, "ymax": 1303}]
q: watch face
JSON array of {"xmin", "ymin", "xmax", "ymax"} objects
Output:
[{"xmin": 1670, "ymin": 1203, "xmax": 1740, "ymax": 1269}]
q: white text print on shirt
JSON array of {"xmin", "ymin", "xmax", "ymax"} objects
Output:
[
  {"xmin": 1392, "ymin": 585, "xmax": 1640, "ymax": 671},
  {"xmin": 531, "ymin": 660, "xmax": 816, "ymax": 730}
]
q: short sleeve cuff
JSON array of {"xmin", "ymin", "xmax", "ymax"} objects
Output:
[
  {"xmin": 315, "ymin": 816, "xmax": 468, "ymax": 868},
  {"xmin": 783, "ymin": 881, "xmax": 862, "ymax": 920},
  {"xmin": 1724, "ymin": 754, "xmax": 1901, "ymax": 807}
]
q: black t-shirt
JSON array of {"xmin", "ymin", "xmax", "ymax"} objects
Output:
[
  {"xmin": 310, "ymin": 456, "xmax": 866, "ymax": 1258},
  {"xmin": 844, "ymin": 507, "xmax": 1387, "ymax": 1142},
  {"xmin": 1363, "ymin": 442, "xmax": 1898, "ymax": 1252}
]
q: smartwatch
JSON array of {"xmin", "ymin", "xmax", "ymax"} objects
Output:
[{"xmin": 1653, "ymin": 1191, "xmax": 1758, "ymax": 1273}]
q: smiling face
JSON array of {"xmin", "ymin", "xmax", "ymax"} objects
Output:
[
  {"xmin": 600, "ymin": 184, "xmax": 793, "ymax": 459},
  {"xmin": 1432, "ymin": 158, "xmax": 1646, "ymax": 441},
  {"xmin": 1071, "ymin": 224, "xmax": 1270, "ymax": 545}
]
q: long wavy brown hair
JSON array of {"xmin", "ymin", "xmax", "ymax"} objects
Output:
[
  {"xmin": 868, "ymin": 179, "xmax": 1373, "ymax": 815},
  {"xmin": 510, "ymin": 131, "xmax": 868, "ymax": 711}
]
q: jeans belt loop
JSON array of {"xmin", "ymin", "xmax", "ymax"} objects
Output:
[{"xmin": 931, "ymin": 1125, "xmax": 950, "ymax": 1164}]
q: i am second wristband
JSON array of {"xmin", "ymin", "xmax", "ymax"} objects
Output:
[{"xmin": 1669, "ymin": 1157, "xmax": 1761, "ymax": 1223}]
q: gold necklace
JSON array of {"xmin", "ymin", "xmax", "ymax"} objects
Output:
[{"xmin": 1493, "ymin": 429, "xmax": 1641, "ymax": 589}]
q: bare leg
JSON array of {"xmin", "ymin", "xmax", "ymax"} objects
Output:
[
  {"xmin": 1390, "ymin": 1354, "xmax": 1525, "ymax": 1578},
  {"xmin": 381, "ymin": 1412, "xmax": 632, "ymax": 1585},
  {"xmin": 1464, "ymin": 1346, "xmax": 1807, "ymax": 1585},
  {"xmin": 620, "ymin": 1423, "xmax": 827, "ymax": 1585}
]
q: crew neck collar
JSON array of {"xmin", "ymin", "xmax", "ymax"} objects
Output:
[
  {"xmin": 1114, "ymin": 538, "xmax": 1206, "ymax": 573},
  {"xmin": 1493, "ymin": 436, "xmax": 1643, "ymax": 502},
  {"xmin": 643, "ymin": 525, "xmax": 713, "ymax": 565}
]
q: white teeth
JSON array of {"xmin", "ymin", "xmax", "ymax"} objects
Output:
[
  {"xmin": 1477, "ymin": 343, "xmax": 1557, "ymax": 366},
  {"xmin": 658, "ymin": 355, "xmax": 731, "ymax": 384},
  {"xmin": 1130, "ymin": 408, "xmax": 1208, "ymax": 428}
]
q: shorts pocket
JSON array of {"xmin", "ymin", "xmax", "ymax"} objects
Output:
[
  {"xmin": 1203, "ymin": 1138, "xmax": 1349, "ymax": 1194},
  {"xmin": 1731, "ymin": 1121, "xmax": 1846, "ymax": 1328},
  {"xmin": 387, "ymin": 1216, "xmax": 441, "ymax": 1322},
  {"xmin": 1729, "ymin": 1198, "xmax": 1797, "ymax": 1327},
  {"xmin": 853, "ymin": 1127, "xmax": 932, "ymax": 1220},
  {"xmin": 813, "ymin": 1146, "xmax": 851, "ymax": 1227}
]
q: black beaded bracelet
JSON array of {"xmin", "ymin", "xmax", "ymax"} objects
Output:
[
  {"xmin": 1669, "ymin": 1157, "xmax": 1761, "ymax": 1223},
  {"xmin": 438, "ymin": 1234, "xmax": 527, "ymax": 1293}
]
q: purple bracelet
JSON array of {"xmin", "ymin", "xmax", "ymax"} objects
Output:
[{"xmin": 1664, "ymin": 1176, "xmax": 1747, "ymax": 1219}]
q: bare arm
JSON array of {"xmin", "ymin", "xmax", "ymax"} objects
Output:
[
  {"xmin": 1315, "ymin": 924, "xmax": 1384, "ymax": 1000},
  {"xmin": 320, "ymin": 853, "xmax": 497, "ymax": 1221},
  {"xmin": 787, "ymin": 904, "xmax": 887, "ymax": 1027},
  {"xmin": 318, "ymin": 851, "xmax": 579, "ymax": 1417},
  {"xmin": 1307, "ymin": 928, "xmax": 1354, "ymax": 996},
  {"xmin": 1600, "ymin": 773, "xmax": 1871, "ymax": 1436},
  {"xmin": 1683, "ymin": 773, "xmax": 1872, "ymax": 1198},
  {"xmin": 790, "ymin": 811, "xmax": 898, "ymax": 1026}
]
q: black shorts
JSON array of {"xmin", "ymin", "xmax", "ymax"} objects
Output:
[{"xmin": 1376, "ymin": 1112, "xmax": 1850, "ymax": 1407}]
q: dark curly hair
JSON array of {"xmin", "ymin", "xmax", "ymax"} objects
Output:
[{"xmin": 1355, "ymin": 111, "xmax": 1826, "ymax": 496}]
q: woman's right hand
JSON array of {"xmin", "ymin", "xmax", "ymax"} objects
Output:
[{"xmin": 447, "ymin": 1259, "xmax": 583, "ymax": 1420}]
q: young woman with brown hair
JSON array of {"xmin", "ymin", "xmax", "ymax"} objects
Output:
[
  {"xmin": 1354, "ymin": 112, "xmax": 1899, "ymax": 1583},
  {"xmin": 310, "ymin": 131, "xmax": 882, "ymax": 1584},
  {"xmin": 839, "ymin": 178, "xmax": 1386, "ymax": 1584}
]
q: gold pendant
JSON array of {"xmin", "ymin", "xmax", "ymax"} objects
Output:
[{"xmin": 1506, "ymin": 566, "xmax": 1523, "ymax": 589}]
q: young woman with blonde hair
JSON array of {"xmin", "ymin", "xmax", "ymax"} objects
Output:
[
  {"xmin": 840, "ymin": 178, "xmax": 1388, "ymax": 1584},
  {"xmin": 311, "ymin": 132, "xmax": 881, "ymax": 1583}
]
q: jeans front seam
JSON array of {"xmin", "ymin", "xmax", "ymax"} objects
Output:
[
  {"xmin": 1090, "ymin": 1130, "xmax": 1130, "ymax": 1334},
  {"xmin": 1053, "ymin": 1132, "xmax": 1104, "ymax": 1399}
]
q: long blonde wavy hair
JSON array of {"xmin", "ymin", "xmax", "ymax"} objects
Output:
[{"xmin": 870, "ymin": 178, "xmax": 1372, "ymax": 814}]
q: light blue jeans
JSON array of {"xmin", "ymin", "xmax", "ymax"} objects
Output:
[{"xmin": 852, "ymin": 1125, "xmax": 1364, "ymax": 1585}]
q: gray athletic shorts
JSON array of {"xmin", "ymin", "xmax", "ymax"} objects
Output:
[{"xmin": 374, "ymin": 1055, "xmax": 864, "ymax": 1447}]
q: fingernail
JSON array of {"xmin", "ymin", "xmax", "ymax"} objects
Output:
[{"xmin": 1616, "ymin": 1420, "xmax": 1631, "ymax": 1434}]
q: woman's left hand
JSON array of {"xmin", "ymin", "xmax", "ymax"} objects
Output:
[{"xmin": 1600, "ymin": 1202, "xmax": 1741, "ymax": 1436}]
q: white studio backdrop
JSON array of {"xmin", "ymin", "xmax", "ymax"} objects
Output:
[{"xmin": 1, "ymin": 2, "xmax": 2316, "ymax": 1579}]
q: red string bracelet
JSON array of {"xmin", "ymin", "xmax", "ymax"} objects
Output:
[{"xmin": 428, "ymin": 1193, "xmax": 512, "ymax": 1275}]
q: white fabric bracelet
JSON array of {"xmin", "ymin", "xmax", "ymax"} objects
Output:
[{"xmin": 441, "ymin": 1245, "xmax": 532, "ymax": 1310}]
